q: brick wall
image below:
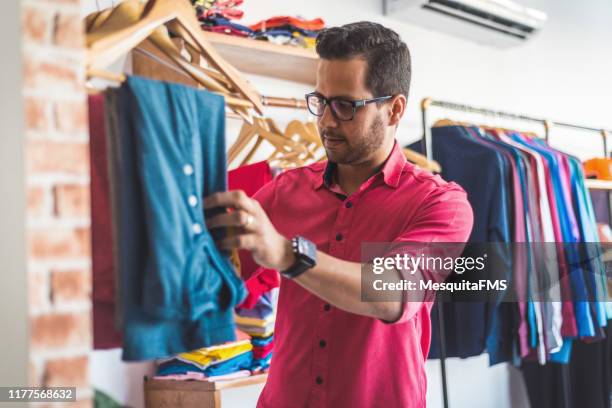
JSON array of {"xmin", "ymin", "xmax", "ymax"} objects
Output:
[{"xmin": 22, "ymin": 0, "xmax": 92, "ymax": 406}]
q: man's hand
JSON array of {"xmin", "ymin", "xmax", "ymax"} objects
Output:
[{"xmin": 204, "ymin": 190, "xmax": 294, "ymax": 271}]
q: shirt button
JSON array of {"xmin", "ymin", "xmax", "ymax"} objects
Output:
[
  {"xmin": 188, "ymin": 195, "xmax": 198, "ymax": 207},
  {"xmin": 319, "ymin": 339, "xmax": 326, "ymax": 348},
  {"xmin": 335, "ymin": 233, "xmax": 343, "ymax": 241},
  {"xmin": 192, "ymin": 223, "xmax": 202, "ymax": 234},
  {"xmin": 323, "ymin": 304, "xmax": 331, "ymax": 311},
  {"xmin": 345, "ymin": 201, "xmax": 353, "ymax": 208},
  {"xmin": 183, "ymin": 164, "xmax": 194, "ymax": 176},
  {"xmin": 315, "ymin": 376, "xmax": 323, "ymax": 385}
]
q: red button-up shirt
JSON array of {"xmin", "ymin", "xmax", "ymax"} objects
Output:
[{"xmin": 254, "ymin": 141, "xmax": 473, "ymax": 408}]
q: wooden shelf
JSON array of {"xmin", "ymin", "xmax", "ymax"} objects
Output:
[
  {"xmin": 145, "ymin": 373, "xmax": 268, "ymax": 392},
  {"xmin": 585, "ymin": 179, "xmax": 612, "ymax": 190},
  {"xmin": 144, "ymin": 374, "xmax": 268, "ymax": 407},
  {"xmin": 203, "ymin": 32, "xmax": 318, "ymax": 85}
]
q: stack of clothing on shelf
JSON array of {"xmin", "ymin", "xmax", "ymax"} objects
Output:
[
  {"xmin": 194, "ymin": 0, "xmax": 254, "ymax": 38},
  {"xmin": 190, "ymin": 0, "xmax": 326, "ymax": 49},
  {"xmin": 236, "ymin": 288, "xmax": 278, "ymax": 373},
  {"xmin": 583, "ymin": 157, "xmax": 612, "ymax": 181},
  {"xmin": 154, "ymin": 330, "xmax": 254, "ymax": 381},
  {"xmin": 248, "ymin": 16, "xmax": 325, "ymax": 49}
]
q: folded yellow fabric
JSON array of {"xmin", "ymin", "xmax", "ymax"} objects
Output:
[
  {"xmin": 235, "ymin": 314, "xmax": 275, "ymax": 328},
  {"xmin": 177, "ymin": 342, "xmax": 253, "ymax": 368}
]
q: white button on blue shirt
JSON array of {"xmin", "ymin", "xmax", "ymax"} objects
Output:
[{"xmin": 183, "ymin": 164, "xmax": 194, "ymax": 176}]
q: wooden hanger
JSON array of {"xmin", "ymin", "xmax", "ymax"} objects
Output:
[
  {"xmin": 228, "ymin": 121, "xmax": 259, "ymax": 165},
  {"xmin": 85, "ymin": 0, "xmax": 264, "ymax": 114},
  {"xmin": 227, "ymin": 118, "xmax": 308, "ymax": 168},
  {"xmin": 403, "ymin": 148, "xmax": 441, "ymax": 173},
  {"xmin": 86, "ymin": 9, "xmax": 254, "ymax": 111},
  {"xmin": 433, "ymin": 118, "xmax": 474, "ymax": 128},
  {"xmin": 285, "ymin": 120, "xmax": 321, "ymax": 146}
]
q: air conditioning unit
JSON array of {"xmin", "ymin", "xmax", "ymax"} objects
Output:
[{"xmin": 383, "ymin": 0, "xmax": 547, "ymax": 48}]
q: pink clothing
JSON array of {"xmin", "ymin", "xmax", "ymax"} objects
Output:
[{"xmin": 253, "ymin": 141, "xmax": 473, "ymax": 408}]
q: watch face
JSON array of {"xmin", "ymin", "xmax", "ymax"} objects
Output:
[{"xmin": 296, "ymin": 236, "xmax": 316, "ymax": 266}]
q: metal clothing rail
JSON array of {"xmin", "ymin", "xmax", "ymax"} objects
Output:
[
  {"xmin": 419, "ymin": 97, "xmax": 611, "ymax": 408},
  {"xmin": 420, "ymin": 98, "xmax": 612, "ymax": 162}
]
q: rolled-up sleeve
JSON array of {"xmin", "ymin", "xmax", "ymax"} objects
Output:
[{"xmin": 384, "ymin": 185, "xmax": 474, "ymax": 324}]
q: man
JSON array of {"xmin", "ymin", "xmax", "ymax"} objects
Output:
[{"xmin": 205, "ymin": 22, "xmax": 473, "ymax": 408}]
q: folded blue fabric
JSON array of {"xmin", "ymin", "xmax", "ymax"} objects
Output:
[
  {"xmin": 157, "ymin": 351, "xmax": 254, "ymax": 376},
  {"xmin": 251, "ymin": 335, "xmax": 274, "ymax": 347}
]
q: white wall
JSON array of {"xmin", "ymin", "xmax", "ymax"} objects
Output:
[
  {"xmin": 83, "ymin": 0, "xmax": 612, "ymax": 407},
  {"xmin": 0, "ymin": 0, "xmax": 29, "ymax": 389}
]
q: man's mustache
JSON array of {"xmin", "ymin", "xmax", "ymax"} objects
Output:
[{"xmin": 321, "ymin": 130, "xmax": 346, "ymax": 140}]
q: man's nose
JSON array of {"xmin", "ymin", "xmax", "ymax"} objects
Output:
[{"xmin": 318, "ymin": 103, "xmax": 338, "ymax": 129}]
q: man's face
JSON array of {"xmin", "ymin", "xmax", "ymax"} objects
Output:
[{"xmin": 314, "ymin": 58, "xmax": 389, "ymax": 165}]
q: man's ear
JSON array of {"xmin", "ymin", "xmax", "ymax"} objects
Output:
[{"xmin": 388, "ymin": 94, "xmax": 407, "ymax": 126}]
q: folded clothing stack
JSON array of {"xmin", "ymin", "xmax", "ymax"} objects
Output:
[
  {"xmin": 235, "ymin": 288, "xmax": 278, "ymax": 373},
  {"xmin": 193, "ymin": 0, "xmax": 253, "ymax": 37},
  {"xmin": 155, "ymin": 332, "xmax": 255, "ymax": 381},
  {"xmin": 249, "ymin": 16, "xmax": 325, "ymax": 48},
  {"xmin": 250, "ymin": 333, "xmax": 273, "ymax": 374}
]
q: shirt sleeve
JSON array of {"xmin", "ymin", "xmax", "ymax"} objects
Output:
[{"xmin": 384, "ymin": 184, "xmax": 474, "ymax": 324}]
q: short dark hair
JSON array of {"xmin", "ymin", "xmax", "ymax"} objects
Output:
[{"xmin": 315, "ymin": 21, "xmax": 411, "ymax": 99}]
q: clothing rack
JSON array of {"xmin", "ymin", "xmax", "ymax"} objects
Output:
[{"xmin": 419, "ymin": 97, "xmax": 612, "ymax": 408}]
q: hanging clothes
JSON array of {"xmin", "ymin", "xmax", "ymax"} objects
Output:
[
  {"xmin": 108, "ymin": 76, "xmax": 246, "ymax": 361},
  {"xmin": 409, "ymin": 124, "xmax": 609, "ymax": 368},
  {"xmin": 89, "ymin": 93, "xmax": 122, "ymax": 350},
  {"xmin": 520, "ymin": 189, "xmax": 612, "ymax": 408},
  {"xmin": 410, "ymin": 125, "xmax": 513, "ymax": 362}
]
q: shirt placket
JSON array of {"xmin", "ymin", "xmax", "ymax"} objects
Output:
[
  {"xmin": 308, "ymin": 192, "xmax": 359, "ymax": 407},
  {"xmin": 181, "ymin": 128, "xmax": 206, "ymax": 317}
]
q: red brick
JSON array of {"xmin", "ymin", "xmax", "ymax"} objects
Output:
[
  {"xmin": 53, "ymin": 12, "xmax": 84, "ymax": 49},
  {"xmin": 29, "ymin": 271, "xmax": 50, "ymax": 311},
  {"xmin": 24, "ymin": 97, "xmax": 50, "ymax": 132},
  {"xmin": 54, "ymin": 100, "xmax": 88, "ymax": 133},
  {"xmin": 27, "ymin": 140, "xmax": 89, "ymax": 175},
  {"xmin": 51, "ymin": 270, "xmax": 91, "ymax": 303},
  {"xmin": 28, "ymin": 227, "xmax": 90, "ymax": 259},
  {"xmin": 27, "ymin": 186, "xmax": 49, "ymax": 217},
  {"xmin": 23, "ymin": 5, "xmax": 50, "ymax": 43},
  {"xmin": 54, "ymin": 184, "xmax": 90, "ymax": 217},
  {"xmin": 44, "ymin": 355, "xmax": 88, "ymax": 387},
  {"xmin": 31, "ymin": 312, "xmax": 91, "ymax": 349},
  {"xmin": 23, "ymin": 56, "xmax": 80, "ymax": 92}
]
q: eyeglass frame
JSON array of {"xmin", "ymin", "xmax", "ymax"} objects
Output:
[{"xmin": 304, "ymin": 92, "xmax": 393, "ymax": 121}]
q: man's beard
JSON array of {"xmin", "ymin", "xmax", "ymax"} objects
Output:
[{"xmin": 323, "ymin": 116, "xmax": 386, "ymax": 165}]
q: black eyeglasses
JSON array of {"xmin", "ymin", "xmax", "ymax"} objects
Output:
[{"xmin": 305, "ymin": 92, "xmax": 392, "ymax": 121}]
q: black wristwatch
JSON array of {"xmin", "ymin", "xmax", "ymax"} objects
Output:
[{"xmin": 281, "ymin": 236, "xmax": 317, "ymax": 279}]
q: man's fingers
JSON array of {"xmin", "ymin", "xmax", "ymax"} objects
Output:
[
  {"xmin": 204, "ymin": 190, "xmax": 257, "ymax": 213},
  {"xmin": 217, "ymin": 233, "xmax": 257, "ymax": 251},
  {"xmin": 206, "ymin": 210, "xmax": 257, "ymax": 231}
]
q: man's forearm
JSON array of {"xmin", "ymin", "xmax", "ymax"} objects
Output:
[{"xmin": 292, "ymin": 250, "xmax": 403, "ymax": 322}]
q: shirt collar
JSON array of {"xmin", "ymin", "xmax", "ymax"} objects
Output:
[{"xmin": 313, "ymin": 140, "xmax": 406, "ymax": 190}]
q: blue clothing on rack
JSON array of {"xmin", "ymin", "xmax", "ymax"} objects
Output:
[{"xmin": 411, "ymin": 125, "xmax": 512, "ymax": 360}]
